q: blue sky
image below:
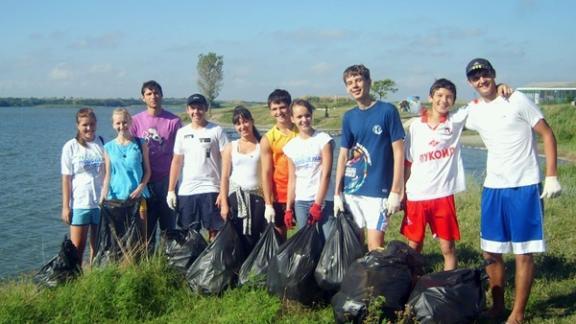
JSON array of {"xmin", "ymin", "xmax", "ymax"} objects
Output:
[{"xmin": 1, "ymin": 0, "xmax": 575, "ymax": 102}]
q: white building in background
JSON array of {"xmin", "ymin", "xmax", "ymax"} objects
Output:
[{"xmin": 517, "ymin": 82, "xmax": 576, "ymax": 104}]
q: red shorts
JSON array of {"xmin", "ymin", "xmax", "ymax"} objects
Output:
[{"xmin": 400, "ymin": 195, "xmax": 460, "ymax": 243}]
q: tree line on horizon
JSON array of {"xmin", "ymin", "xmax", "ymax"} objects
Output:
[{"xmin": 0, "ymin": 97, "xmax": 191, "ymax": 108}]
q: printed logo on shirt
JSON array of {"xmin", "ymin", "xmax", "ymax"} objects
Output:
[
  {"xmin": 199, "ymin": 138, "xmax": 211, "ymax": 143},
  {"xmin": 184, "ymin": 134, "xmax": 194, "ymax": 139},
  {"xmin": 372, "ymin": 125, "xmax": 383, "ymax": 135},
  {"xmin": 344, "ymin": 143, "xmax": 371, "ymax": 194},
  {"xmin": 80, "ymin": 157, "xmax": 103, "ymax": 175},
  {"xmin": 439, "ymin": 126, "xmax": 452, "ymax": 135},
  {"xmin": 143, "ymin": 128, "xmax": 164, "ymax": 145},
  {"xmin": 419, "ymin": 146, "xmax": 456, "ymax": 163},
  {"xmin": 428, "ymin": 139, "xmax": 440, "ymax": 147}
]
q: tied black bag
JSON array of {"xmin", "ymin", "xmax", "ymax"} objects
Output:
[
  {"xmin": 331, "ymin": 240, "xmax": 425, "ymax": 323},
  {"xmin": 238, "ymin": 222, "xmax": 283, "ymax": 287},
  {"xmin": 315, "ymin": 212, "xmax": 366, "ymax": 293},
  {"xmin": 266, "ymin": 223, "xmax": 325, "ymax": 305},
  {"xmin": 407, "ymin": 268, "xmax": 487, "ymax": 324},
  {"xmin": 186, "ymin": 221, "xmax": 247, "ymax": 295},
  {"xmin": 163, "ymin": 228, "xmax": 207, "ymax": 275},
  {"xmin": 34, "ymin": 236, "xmax": 82, "ymax": 288},
  {"xmin": 93, "ymin": 199, "xmax": 146, "ymax": 266}
]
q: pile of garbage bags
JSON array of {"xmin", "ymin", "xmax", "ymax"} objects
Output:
[{"xmin": 35, "ymin": 210, "xmax": 489, "ymax": 322}]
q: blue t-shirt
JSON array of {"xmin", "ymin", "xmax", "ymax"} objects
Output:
[
  {"xmin": 104, "ymin": 139, "xmax": 150, "ymax": 200},
  {"xmin": 340, "ymin": 101, "xmax": 405, "ymax": 197}
]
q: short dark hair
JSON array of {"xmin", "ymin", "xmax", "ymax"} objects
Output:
[
  {"xmin": 343, "ymin": 64, "xmax": 371, "ymax": 84},
  {"xmin": 429, "ymin": 78, "xmax": 457, "ymax": 101},
  {"xmin": 267, "ymin": 89, "xmax": 291, "ymax": 108},
  {"xmin": 141, "ymin": 80, "xmax": 163, "ymax": 96}
]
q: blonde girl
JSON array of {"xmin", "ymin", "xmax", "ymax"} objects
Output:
[{"xmin": 101, "ymin": 108, "xmax": 151, "ymax": 221}]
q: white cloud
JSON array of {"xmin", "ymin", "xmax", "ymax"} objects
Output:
[
  {"xmin": 270, "ymin": 28, "xmax": 352, "ymax": 43},
  {"xmin": 310, "ymin": 62, "xmax": 331, "ymax": 75},
  {"xmin": 69, "ymin": 32, "xmax": 123, "ymax": 49},
  {"xmin": 49, "ymin": 63, "xmax": 73, "ymax": 81},
  {"xmin": 88, "ymin": 64, "xmax": 113, "ymax": 74}
]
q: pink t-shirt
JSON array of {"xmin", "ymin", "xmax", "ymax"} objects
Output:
[{"xmin": 130, "ymin": 109, "xmax": 181, "ymax": 181}]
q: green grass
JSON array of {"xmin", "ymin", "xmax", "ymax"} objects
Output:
[
  {"xmin": 2, "ymin": 164, "xmax": 575, "ymax": 323},
  {"xmin": 2, "ymin": 101, "xmax": 575, "ymax": 323}
]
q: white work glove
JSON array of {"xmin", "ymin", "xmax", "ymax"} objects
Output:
[
  {"xmin": 166, "ymin": 191, "xmax": 177, "ymax": 210},
  {"xmin": 540, "ymin": 176, "xmax": 562, "ymax": 199},
  {"xmin": 333, "ymin": 194, "xmax": 344, "ymax": 217},
  {"xmin": 264, "ymin": 204, "xmax": 275, "ymax": 223},
  {"xmin": 386, "ymin": 192, "xmax": 401, "ymax": 216}
]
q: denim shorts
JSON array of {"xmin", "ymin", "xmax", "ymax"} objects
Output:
[
  {"xmin": 71, "ymin": 208, "xmax": 100, "ymax": 226},
  {"xmin": 294, "ymin": 200, "xmax": 335, "ymax": 241}
]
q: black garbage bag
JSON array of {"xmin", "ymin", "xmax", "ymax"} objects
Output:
[
  {"xmin": 315, "ymin": 212, "xmax": 366, "ymax": 293},
  {"xmin": 34, "ymin": 236, "xmax": 82, "ymax": 288},
  {"xmin": 407, "ymin": 268, "xmax": 487, "ymax": 324},
  {"xmin": 162, "ymin": 228, "xmax": 207, "ymax": 275},
  {"xmin": 93, "ymin": 199, "xmax": 146, "ymax": 266},
  {"xmin": 238, "ymin": 222, "xmax": 283, "ymax": 287},
  {"xmin": 186, "ymin": 221, "xmax": 247, "ymax": 295},
  {"xmin": 267, "ymin": 223, "xmax": 325, "ymax": 305},
  {"xmin": 331, "ymin": 240, "xmax": 425, "ymax": 323}
]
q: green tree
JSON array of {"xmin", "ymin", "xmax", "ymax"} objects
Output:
[
  {"xmin": 371, "ymin": 79, "xmax": 398, "ymax": 100},
  {"xmin": 197, "ymin": 52, "xmax": 224, "ymax": 110}
]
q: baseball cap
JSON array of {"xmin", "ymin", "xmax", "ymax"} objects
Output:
[
  {"xmin": 465, "ymin": 58, "xmax": 495, "ymax": 77},
  {"xmin": 187, "ymin": 93, "xmax": 208, "ymax": 107}
]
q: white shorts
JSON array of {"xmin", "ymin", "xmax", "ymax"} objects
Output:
[{"xmin": 344, "ymin": 194, "xmax": 388, "ymax": 231}]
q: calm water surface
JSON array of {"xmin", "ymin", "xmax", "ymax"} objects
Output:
[{"xmin": 0, "ymin": 106, "xmax": 491, "ymax": 279}]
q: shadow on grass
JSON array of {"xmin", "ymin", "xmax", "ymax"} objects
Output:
[
  {"xmin": 530, "ymin": 290, "xmax": 576, "ymax": 319},
  {"xmin": 420, "ymin": 243, "xmax": 486, "ymax": 273}
]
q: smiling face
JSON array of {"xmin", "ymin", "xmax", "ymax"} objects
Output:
[
  {"xmin": 112, "ymin": 112, "xmax": 131, "ymax": 136},
  {"xmin": 291, "ymin": 104, "xmax": 313, "ymax": 135},
  {"xmin": 77, "ymin": 116, "xmax": 97, "ymax": 142},
  {"xmin": 467, "ymin": 69, "xmax": 497, "ymax": 100},
  {"xmin": 345, "ymin": 74, "xmax": 371, "ymax": 103},
  {"xmin": 234, "ymin": 116, "xmax": 254, "ymax": 139},
  {"xmin": 268, "ymin": 101, "xmax": 291, "ymax": 125},
  {"xmin": 429, "ymin": 88, "xmax": 455, "ymax": 117},
  {"xmin": 187, "ymin": 104, "xmax": 207, "ymax": 126}
]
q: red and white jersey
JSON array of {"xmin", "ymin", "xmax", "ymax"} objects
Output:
[
  {"xmin": 465, "ymin": 92, "xmax": 543, "ymax": 188},
  {"xmin": 405, "ymin": 108, "xmax": 467, "ymax": 201}
]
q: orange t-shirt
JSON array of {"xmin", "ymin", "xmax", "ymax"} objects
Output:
[{"xmin": 264, "ymin": 125, "xmax": 298, "ymax": 203}]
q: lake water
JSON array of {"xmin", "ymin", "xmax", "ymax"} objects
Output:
[{"xmin": 0, "ymin": 105, "xmax": 491, "ymax": 279}]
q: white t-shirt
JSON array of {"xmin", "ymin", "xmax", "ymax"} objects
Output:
[
  {"xmin": 229, "ymin": 140, "xmax": 261, "ymax": 191},
  {"xmin": 173, "ymin": 122, "xmax": 229, "ymax": 195},
  {"xmin": 465, "ymin": 91, "xmax": 543, "ymax": 188},
  {"xmin": 61, "ymin": 138, "xmax": 105, "ymax": 209},
  {"xmin": 283, "ymin": 131, "xmax": 334, "ymax": 201},
  {"xmin": 405, "ymin": 108, "xmax": 467, "ymax": 201}
]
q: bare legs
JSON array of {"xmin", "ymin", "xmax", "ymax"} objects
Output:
[
  {"xmin": 484, "ymin": 252, "xmax": 534, "ymax": 323},
  {"xmin": 70, "ymin": 224, "xmax": 98, "ymax": 267},
  {"xmin": 366, "ymin": 229, "xmax": 384, "ymax": 251},
  {"xmin": 409, "ymin": 238, "xmax": 457, "ymax": 271}
]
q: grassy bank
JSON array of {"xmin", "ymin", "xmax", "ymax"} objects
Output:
[
  {"xmin": 201, "ymin": 101, "xmax": 576, "ymax": 160},
  {"xmin": 1, "ymin": 163, "xmax": 575, "ymax": 323}
]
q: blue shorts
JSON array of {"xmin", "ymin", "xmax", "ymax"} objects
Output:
[
  {"xmin": 71, "ymin": 208, "xmax": 100, "ymax": 226},
  {"xmin": 177, "ymin": 192, "xmax": 224, "ymax": 231},
  {"xmin": 481, "ymin": 184, "xmax": 545, "ymax": 254}
]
